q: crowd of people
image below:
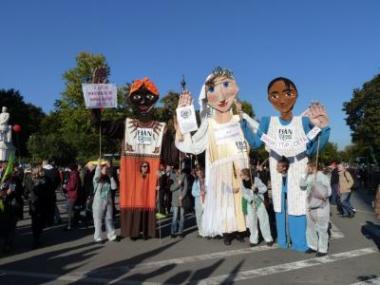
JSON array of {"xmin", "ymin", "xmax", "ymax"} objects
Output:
[{"xmin": 0, "ymin": 155, "xmax": 379, "ymax": 256}]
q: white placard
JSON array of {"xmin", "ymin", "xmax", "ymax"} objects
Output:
[
  {"xmin": 214, "ymin": 121, "xmax": 242, "ymax": 145},
  {"xmin": 82, "ymin": 83, "xmax": 117, "ymax": 109},
  {"xmin": 176, "ymin": 105, "xmax": 198, "ymax": 134}
]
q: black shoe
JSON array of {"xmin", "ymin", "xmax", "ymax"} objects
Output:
[
  {"xmin": 236, "ymin": 236, "xmax": 245, "ymax": 243},
  {"xmin": 170, "ymin": 234, "xmax": 176, "ymax": 239},
  {"xmin": 130, "ymin": 237, "xmax": 138, "ymax": 241},
  {"xmin": 266, "ymin": 241, "xmax": 274, "ymax": 247},
  {"xmin": 224, "ymin": 239, "xmax": 231, "ymax": 246},
  {"xmin": 178, "ymin": 233, "xmax": 185, "ymax": 239},
  {"xmin": 305, "ymin": 248, "xmax": 317, "ymax": 254},
  {"xmin": 249, "ymin": 243, "xmax": 258, "ymax": 247},
  {"xmin": 316, "ymin": 252, "xmax": 327, "ymax": 257}
]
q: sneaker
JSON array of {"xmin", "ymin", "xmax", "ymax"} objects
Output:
[
  {"xmin": 266, "ymin": 241, "xmax": 274, "ymax": 247},
  {"xmin": 155, "ymin": 213, "xmax": 166, "ymax": 219},
  {"xmin": 316, "ymin": 252, "xmax": 327, "ymax": 257},
  {"xmin": 94, "ymin": 238, "xmax": 103, "ymax": 243},
  {"xmin": 236, "ymin": 236, "xmax": 245, "ymax": 243},
  {"xmin": 249, "ymin": 243, "xmax": 258, "ymax": 247}
]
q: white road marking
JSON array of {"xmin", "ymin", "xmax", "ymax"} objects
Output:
[
  {"xmin": 1, "ymin": 247, "xmax": 376, "ymax": 285},
  {"xmin": 330, "ymin": 222, "xmax": 345, "ymax": 239},
  {"xmin": 193, "ymin": 247, "xmax": 378, "ymax": 285}
]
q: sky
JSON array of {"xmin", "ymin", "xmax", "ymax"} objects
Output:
[{"xmin": 1, "ymin": 0, "xmax": 379, "ymax": 150}]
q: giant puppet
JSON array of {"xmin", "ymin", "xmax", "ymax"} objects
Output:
[
  {"xmin": 93, "ymin": 75, "xmax": 178, "ymax": 240},
  {"xmin": 240, "ymin": 77, "xmax": 330, "ymax": 252},
  {"xmin": 175, "ymin": 67, "xmax": 248, "ymax": 246}
]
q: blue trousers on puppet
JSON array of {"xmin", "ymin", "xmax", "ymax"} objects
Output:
[{"xmin": 275, "ymin": 191, "xmax": 308, "ymax": 252}]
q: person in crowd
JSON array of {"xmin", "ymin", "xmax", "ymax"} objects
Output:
[
  {"xmin": 374, "ymin": 184, "xmax": 380, "ymax": 220},
  {"xmin": 191, "ymin": 167, "xmax": 206, "ymax": 237},
  {"xmin": 83, "ymin": 162, "xmax": 96, "ymax": 226},
  {"xmin": 28, "ymin": 165, "xmax": 51, "ymax": 249},
  {"xmin": 156, "ymin": 163, "xmax": 168, "ymax": 219},
  {"xmin": 300, "ymin": 161, "xmax": 331, "ymax": 257},
  {"xmin": 240, "ymin": 168, "xmax": 273, "ymax": 247},
  {"xmin": 0, "ymin": 169, "xmax": 23, "ymax": 253},
  {"xmin": 42, "ymin": 160, "xmax": 62, "ymax": 225},
  {"xmin": 92, "ymin": 159, "xmax": 118, "ymax": 242},
  {"xmin": 164, "ymin": 165, "xmax": 174, "ymax": 215},
  {"xmin": 64, "ymin": 163, "xmax": 80, "ymax": 230},
  {"xmin": 337, "ymin": 162, "xmax": 355, "ymax": 218},
  {"xmin": 328, "ymin": 162, "xmax": 340, "ymax": 207},
  {"xmin": 170, "ymin": 167, "xmax": 188, "ymax": 238}
]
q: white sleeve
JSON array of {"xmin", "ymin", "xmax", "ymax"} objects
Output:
[
  {"xmin": 175, "ymin": 119, "xmax": 208, "ymax": 155},
  {"xmin": 254, "ymin": 177, "xmax": 267, "ymax": 194},
  {"xmin": 241, "ymin": 186, "xmax": 254, "ymax": 203},
  {"xmin": 242, "ymin": 113, "xmax": 259, "ymax": 133}
]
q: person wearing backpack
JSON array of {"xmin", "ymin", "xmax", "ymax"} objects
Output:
[{"xmin": 337, "ymin": 163, "xmax": 355, "ymax": 217}]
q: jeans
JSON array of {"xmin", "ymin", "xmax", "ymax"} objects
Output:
[
  {"xmin": 330, "ymin": 184, "xmax": 339, "ymax": 205},
  {"xmin": 194, "ymin": 197, "xmax": 203, "ymax": 235},
  {"xmin": 340, "ymin": 192, "xmax": 354, "ymax": 216},
  {"xmin": 171, "ymin": 206, "xmax": 185, "ymax": 235}
]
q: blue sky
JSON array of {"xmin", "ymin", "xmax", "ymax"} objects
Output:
[{"xmin": 1, "ymin": 0, "xmax": 379, "ymax": 149}]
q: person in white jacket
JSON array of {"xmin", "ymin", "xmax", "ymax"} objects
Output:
[
  {"xmin": 300, "ymin": 161, "xmax": 331, "ymax": 256},
  {"xmin": 92, "ymin": 160, "xmax": 118, "ymax": 243},
  {"xmin": 240, "ymin": 168, "xmax": 273, "ymax": 247}
]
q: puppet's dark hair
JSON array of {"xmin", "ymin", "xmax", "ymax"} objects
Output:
[{"xmin": 267, "ymin": 77, "xmax": 297, "ymax": 94}]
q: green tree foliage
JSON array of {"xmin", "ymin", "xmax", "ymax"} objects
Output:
[
  {"xmin": 0, "ymin": 89, "xmax": 45, "ymax": 157},
  {"xmin": 317, "ymin": 142, "xmax": 340, "ymax": 166},
  {"xmin": 343, "ymin": 74, "xmax": 380, "ymax": 164}
]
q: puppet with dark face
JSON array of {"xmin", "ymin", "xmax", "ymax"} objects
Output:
[
  {"xmin": 240, "ymin": 77, "xmax": 331, "ymax": 253},
  {"xmin": 92, "ymin": 76, "xmax": 171, "ymax": 240},
  {"xmin": 128, "ymin": 78, "xmax": 159, "ymax": 119}
]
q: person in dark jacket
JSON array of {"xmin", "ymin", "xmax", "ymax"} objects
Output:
[
  {"xmin": 64, "ymin": 164, "xmax": 80, "ymax": 230},
  {"xmin": 170, "ymin": 167, "xmax": 188, "ymax": 238},
  {"xmin": 28, "ymin": 166, "xmax": 51, "ymax": 249}
]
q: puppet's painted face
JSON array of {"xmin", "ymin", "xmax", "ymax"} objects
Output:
[
  {"xmin": 268, "ymin": 80, "xmax": 297, "ymax": 114},
  {"xmin": 206, "ymin": 76, "xmax": 239, "ymax": 113},
  {"xmin": 129, "ymin": 91, "xmax": 158, "ymax": 115}
]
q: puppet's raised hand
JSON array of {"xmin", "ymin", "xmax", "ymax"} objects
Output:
[
  {"xmin": 177, "ymin": 90, "xmax": 192, "ymax": 108},
  {"xmin": 305, "ymin": 102, "xmax": 329, "ymax": 128}
]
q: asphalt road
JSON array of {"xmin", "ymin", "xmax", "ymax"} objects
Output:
[{"xmin": 0, "ymin": 189, "xmax": 379, "ymax": 285}]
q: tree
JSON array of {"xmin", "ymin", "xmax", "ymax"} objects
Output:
[
  {"xmin": 343, "ymin": 74, "xmax": 380, "ymax": 165},
  {"xmin": 52, "ymin": 52, "xmax": 132, "ymax": 162},
  {"xmin": 0, "ymin": 89, "xmax": 45, "ymax": 157}
]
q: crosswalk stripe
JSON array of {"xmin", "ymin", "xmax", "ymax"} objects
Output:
[
  {"xmin": 193, "ymin": 247, "xmax": 378, "ymax": 285},
  {"xmin": 91, "ymin": 244, "xmax": 277, "ymax": 275},
  {"xmin": 93, "ymin": 222, "xmax": 345, "ymax": 273},
  {"xmin": 350, "ymin": 277, "xmax": 380, "ymax": 285}
]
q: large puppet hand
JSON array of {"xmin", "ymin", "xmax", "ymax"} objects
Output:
[
  {"xmin": 175, "ymin": 91, "xmax": 193, "ymax": 140},
  {"xmin": 177, "ymin": 90, "xmax": 192, "ymax": 108},
  {"xmin": 305, "ymin": 102, "xmax": 329, "ymax": 128}
]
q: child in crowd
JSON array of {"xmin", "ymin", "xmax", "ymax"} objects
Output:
[
  {"xmin": 300, "ymin": 161, "xmax": 331, "ymax": 256},
  {"xmin": 240, "ymin": 168, "xmax": 273, "ymax": 247}
]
